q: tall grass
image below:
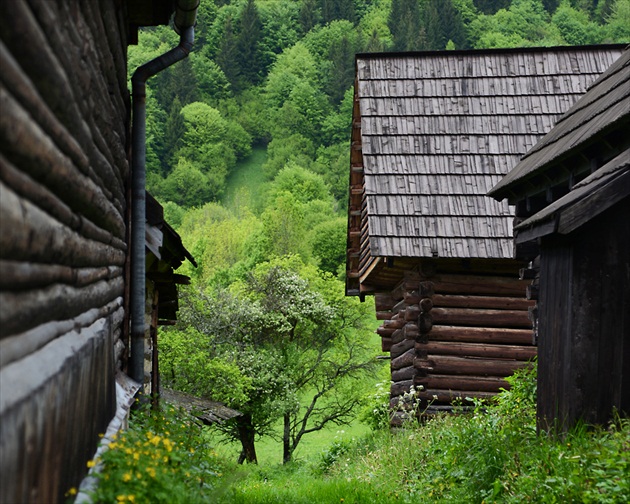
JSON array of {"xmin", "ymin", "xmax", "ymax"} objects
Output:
[
  {"xmin": 89, "ymin": 364, "xmax": 629, "ymax": 503},
  {"xmin": 218, "ymin": 364, "xmax": 630, "ymax": 503}
]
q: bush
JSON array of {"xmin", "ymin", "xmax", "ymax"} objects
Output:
[{"xmin": 87, "ymin": 405, "xmax": 232, "ymax": 503}]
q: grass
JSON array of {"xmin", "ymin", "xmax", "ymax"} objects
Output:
[
  {"xmin": 213, "ymin": 364, "xmax": 630, "ymax": 504},
  {"xmin": 206, "ymin": 418, "xmax": 372, "ymax": 467},
  {"xmin": 87, "ymin": 363, "xmax": 630, "ymax": 504},
  {"xmin": 222, "ymin": 146, "xmax": 268, "ymax": 214}
]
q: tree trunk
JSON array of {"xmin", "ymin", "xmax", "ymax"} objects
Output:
[
  {"xmin": 236, "ymin": 414, "xmax": 257, "ymax": 464},
  {"xmin": 283, "ymin": 413, "xmax": 292, "ymax": 464}
]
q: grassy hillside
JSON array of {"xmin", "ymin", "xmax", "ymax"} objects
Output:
[{"xmin": 222, "ymin": 146, "xmax": 268, "ymax": 214}]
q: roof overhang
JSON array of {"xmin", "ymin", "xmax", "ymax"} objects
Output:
[{"xmin": 514, "ymin": 150, "xmax": 630, "ymax": 243}]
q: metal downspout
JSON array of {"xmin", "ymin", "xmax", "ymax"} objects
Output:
[{"xmin": 129, "ymin": 1, "xmax": 198, "ymax": 388}]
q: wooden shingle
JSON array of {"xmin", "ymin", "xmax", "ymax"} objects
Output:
[
  {"xmin": 490, "ymin": 49, "xmax": 630, "ymax": 201},
  {"xmin": 350, "ymin": 46, "xmax": 625, "ymax": 273}
]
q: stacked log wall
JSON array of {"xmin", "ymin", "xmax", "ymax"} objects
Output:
[
  {"xmin": 0, "ymin": 2, "xmax": 130, "ymax": 502},
  {"xmin": 375, "ymin": 267, "xmax": 536, "ymax": 423}
]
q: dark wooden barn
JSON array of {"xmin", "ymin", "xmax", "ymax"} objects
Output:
[
  {"xmin": 489, "ymin": 48, "xmax": 630, "ymax": 433},
  {"xmin": 345, "ymin": 46, "xmax": 624, "ymax": 420},
  {"xmin": 0, "ymin": 1, "xmax": 196, "ymax": 502}
]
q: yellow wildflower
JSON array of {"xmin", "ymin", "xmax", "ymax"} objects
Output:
[
  {"xmin": 122, "ymin": 472, "xmax": 132, "ymax": 482},
  {"xmin": 133, "ymin": 452, "xmax": 140, "ymax": 461},
  {"xmin": 66, "ymin": 487, "xmax": 78, "ymax": 496},
  {"xmin": 146, "ymin": 467, "xmax": 156, "ymax": 478},
  {"xmin": 86, "ymin": 460, "xmax": 96, "ymax": 468}
]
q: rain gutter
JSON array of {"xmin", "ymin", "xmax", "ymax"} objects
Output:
[{"xmin": 129, "ymin": 0, "xmax": 198, "ymax": 388}]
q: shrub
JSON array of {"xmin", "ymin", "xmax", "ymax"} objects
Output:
[{"xmin": 87, "ymin": 405, "xmax": 231, "ymax": 503}]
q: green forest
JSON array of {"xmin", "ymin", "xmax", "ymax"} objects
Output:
[{"xmin": 86, "ymin": 0, "xmax": 630, "ymax": 502}]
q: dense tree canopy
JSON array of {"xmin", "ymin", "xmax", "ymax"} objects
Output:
[
  {"xmin": 128, "ymin": 0, "xmax": 628, "ymax": 209},
  {"xmin": 129, "ymin": 0, "xmax": 628, "ymax": 464}
]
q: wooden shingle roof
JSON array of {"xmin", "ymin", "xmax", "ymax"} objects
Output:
[
  {"xmin": 489, "ymin": 48, "xmax": 630, "ymax": 202},
  {"xmin": 347, "ymin": 46, "xmax": 624, "ymax": 294}
]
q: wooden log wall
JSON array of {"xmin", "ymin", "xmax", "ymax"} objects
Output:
[
  {"xmin": 376, "ymin": 267, "xmax": 536, "ymax": 424},
  {"xmin": 0, "ymin": 2, "xmax": 130, "ymax": 502}
]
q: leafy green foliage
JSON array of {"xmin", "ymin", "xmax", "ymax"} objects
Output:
[
  {"xmin": 210, "ymin": 362, "xmax": 629, "ymax": 503},
  {"xmin": 87, "ymin": 405, "xmax": 232, "ymax": 504},
  {"xmin": 133, "ymin": 0, "xmax": 625, "ymax": 211},
  {"xmin": 310, "ymin": 217, "xmax": 348, "ymax": 275},
  {"xmin": 129, "ymin": 1, "xmax": 630, "ymax": 488},
  {"xmin": 161, "ymin": 257, "xmax": 377, "ymax": 464}
]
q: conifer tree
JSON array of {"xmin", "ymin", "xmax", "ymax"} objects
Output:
[
  {"xmin": 300, "ymin": 0, "xmax": 321, "ymax": 34},
  {"xmin": 423, "ymin": 0, "xmax": 469, "ymax": 50},
  {"xmin": 388, "ymin": 0, "xmax": 423, "ymax": 51},
  {"xmin": 473, "ymin": 0, "xmax": 511, "ymax": 13},
  {"xmin": 216, "ymin": 16, "xmax": 241, "ymax": 91},
  {"xmin": 321, "ymin": 0, "xmax": 356, "ymax": 24},
  {"xmin": 163, "ymin": 97, "xmax": 185, "ymax": 175},
  {"xmin": 236, "ymin": 0, "xmax": 263, "ymax": 88},
  {"xmin": 542, "ymin": 0, "xmax": 561, "ymax": 12},
  {"xmin": 327, "ymin": 34, "xmax": 355, "ymax": 105}
]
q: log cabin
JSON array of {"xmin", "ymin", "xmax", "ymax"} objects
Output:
[
  {"xmin": 345, "ymin": 46, "xmax": 625, "ymax": 423},
  {"xmin": 488, "ymin": 48, "xmax": 629, "ymax": 433},
  {"xmin": 0, "ymin": 1, "xmax": 198, "ymax": 502}
]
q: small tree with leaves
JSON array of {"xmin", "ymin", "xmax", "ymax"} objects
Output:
[{"xmin": 162, "ymin": 257, "xmax": 377, "ymax": 464}]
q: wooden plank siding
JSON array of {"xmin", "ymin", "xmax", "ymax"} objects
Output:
[
  {"xmin": 346, "ymin": 47, "xmax": 624, "ymax": 420},
  {"xmin": 536, "ymin": 200, "xmax": 630, "ymax": 432},
  {"xmin": 489, "ymin": 48, "xmax": 629, "ymax": 432}
]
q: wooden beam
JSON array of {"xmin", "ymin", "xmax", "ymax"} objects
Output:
[
  {"xmin": 429, "ymin": 325, "xmax": 534, "ymax": 345},
  {"xmin": 431, "ymin": 307, "xmax": 531, "ymax": 328},
  {"xmin": 414, "ymin": 374, "xmax": 509, "ymax": 393},
  {"xmin": 391, "ymin": 347, "xmax": 415, "ymax": 370},
  {"xmin": 433, "ymin": 294, "xmax": 534, "ymax": 310},
  {"xmin": 414, "ymin": 355, "xmax": 531, "ymax": 377},
  {"xmin": 433, "ymin": 274, "xmax": 527, "ymax": 297},
  {"xmin": 419, "ymin": 341, "xmax": 537, "ymax": 361}
]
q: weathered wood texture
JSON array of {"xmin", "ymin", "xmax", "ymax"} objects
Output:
[
  {"xmin": 537, "ymin": 200, "xmax": 630, "ymax": 432},
  {"xmin": 0, "ymin": 312, "xmax": 118, "ymax": 504},
  {"xmin": 489, "ymin": 48, "xmax": 628, "ymax": 432},
  {"xmin": 0, "ymin": 1, "xmax": 130, "ymax": 502},
  {"xmin": 491, "ymin": 50, "xmax": 629, "ymax": 201},
  {"xmin": 346, "ymin": 46, "xmax": 624, "ymax": 295},
  {"xmin": 382, "ymin": 270, "xmax": 536, "ymax": 419}
]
